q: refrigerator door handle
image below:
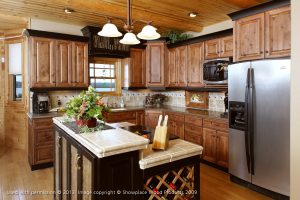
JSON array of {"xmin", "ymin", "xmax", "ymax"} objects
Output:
[
  {"xmin": 244, "ymin": 68, "xmax": 251, "ymax": 174},
  {"xmin": 249, "ymin": 68, "xmax": 255, "ymax": 175}
]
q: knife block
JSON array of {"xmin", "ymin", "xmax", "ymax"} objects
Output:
[{"xmin": 152, "ymin": 116, "xmax": 169, "ymax": 150}]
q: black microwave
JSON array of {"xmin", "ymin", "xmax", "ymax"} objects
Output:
[{"xmin": 203, "ymin": 59, "xmax": 230, "ymax": 84}]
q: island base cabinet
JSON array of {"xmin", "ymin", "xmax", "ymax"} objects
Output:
[{"xmin": 54, "ymin": 125, "xmax": 143, "ymax": 200}]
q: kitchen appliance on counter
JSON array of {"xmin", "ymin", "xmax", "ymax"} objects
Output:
[
  {"xmin": 203, "ymin": 59, "xmax": 230, "ymax": 85},
  {"xmin": 228, "ymin": 59, "xmax": 290, "ymax": 199},
  {"xmin": 30, "ymin": 92, "xmax": 50, "ymax": 114}
]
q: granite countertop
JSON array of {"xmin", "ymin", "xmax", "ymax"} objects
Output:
[
  {"xmin": 53, "ymin": 117, "xmax": 149, "ymax": 158},
  {"xmin": 27, "ymin": 112, "xmax": 64, "ymax": 119},
  {"xmin": 111, "ymin": 106, "xmax": 228, "ymax": 122},
  {"xmin": 139, "ymin": 139, "xmax": 203, "ymax": 170}
]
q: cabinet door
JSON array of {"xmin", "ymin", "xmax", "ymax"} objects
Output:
[
  {"xmin": 72, "ymin": 42, "xmax": 88, "ymax": 87},
  {"xmin": 145, "ymin": 111, "xmax": 162, "ymax": 129},
  {"xmin": 54, "ymin": 131, "xmax": 62, "ymax": 200},
  {"xmin": 265, "ymin": 6, "xmax": 291, "ymax": 58},
  {"xmin": 234, "ymin": 13, "xmax": 265, "ymax": 61},
  {"xmin": 175, "ymin": 121, "xmax": 185, "ymax": 139},
  {"xmin": 146, "ymin": 42, "xmax": 165, "ymax": 87},
  {"xmin": 205, "ymin": 39, "xmax": 220, "ymax": 59},
  {"xmin": 220, "ymin": 36, "xmax": 233, "ymax": 58},
  {"xmin": 166, "ymin": 48, "xmax": 177, "ymax": 87},
  {"xmin": 187, "ymin": 43, "xmax": 204, "ymax": 87},
  {"xmin": 30, "ymin": 37, "xmax": 56, "ymax": 88},
  {"xmin": 136, "ymin": 111, "xmax": 145, "ymax": 126},
  {"xmin": 130, "ymin": 48, "xmax": 146, "ymax": 87},
  {"xmin": 176, "ymin": 46, "xmax": 188, "ymax": 87},
  {"xmin": 56, "ymin": 40, "xmax": 73, "ymax": 87},
  {"xmin": 202, "ymin": 128, "xmax": 217, "ymax": 163},
  {"xmin": 216, "ymin": 131, "xmax": 229, "ymax": 168}
]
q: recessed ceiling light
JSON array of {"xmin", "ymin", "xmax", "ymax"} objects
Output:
[
  {"xmin": 64, "ymin": 8, "xmax": 74, "ymax": 14},
  {"xmin": 188, "ymin": 12, "xmax": 198, "ymax": 18}
]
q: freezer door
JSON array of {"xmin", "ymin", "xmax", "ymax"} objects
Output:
[
  {"xmin": 228, "ymin": 62, "xmax": 250, "ymax": 102},
  {"xmin": 228, "ymin": 62, "xmax": 251, "ymax": 181},
  {"xmin": 251, "ymin": 60, "xmax": 290, "ymax": 196},
  {"xmin": 229, "ymin": 128, "xmax": 251, "ymax": 182}
]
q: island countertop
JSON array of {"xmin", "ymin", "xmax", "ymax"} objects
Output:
[{"xmin": 53, "ymin": 117, "xmax": 149, "ymax": 158}]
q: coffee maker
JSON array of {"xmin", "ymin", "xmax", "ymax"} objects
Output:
[{"xmin": 30, "ymin": 92, "xmax": 50, "ymax": 114}]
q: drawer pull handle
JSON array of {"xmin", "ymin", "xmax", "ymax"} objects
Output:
[
  {"xmin": 76, "ymin": 154, "xmax": 81, "ymax": 170},
  {"xmin": 56, "ymin": 136, "xmax": 61, "ymax": 148}
]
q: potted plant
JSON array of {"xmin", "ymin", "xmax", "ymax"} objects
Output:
[{"xmin": 65, "ymin": 86, "xmax": 110, "ymax": 128}]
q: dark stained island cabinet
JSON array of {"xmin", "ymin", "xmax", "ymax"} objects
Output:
[{"xmin": 53, "ymin": 117, "xmax": 202, "ymax": 200}]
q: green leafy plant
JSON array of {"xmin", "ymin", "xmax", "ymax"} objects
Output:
[
  {"xmin": 165, "ymin": 31, "xmax": 192, "ymax": 44},
  {"xmin": 65, "ymin": 86, "xmax": 110, "ymax": 121}
]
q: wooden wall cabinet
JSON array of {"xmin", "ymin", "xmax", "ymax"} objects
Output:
[
  {"xmin": 187, "ymin": 42, "xmax": 205, "ymax": 87},
  {"xmin": 202, "ymin": 119, "xmax": 229, "ymax": 168},
  {"xmin": 28, "ymin": 117, "xmax": 54, "ymax": 170},
  {"xmin": 166, "ymin": 46, "xmax": 188, "ymax": 87},
  {"xmin": 265, "ymin": 6, "xmax": 291, "ymax": 58},
  {"xmin": 30, "ymin": 37, "xmax": 56, "ymax": 88},
  {"xmin": 29, "ymin": 37, "xmax": 88, "ymax": 89},
  {"xmin": 146, "ymin": 42, "xmax": 165, "ymax": 87},
  {"xmin": 123, "ymin": 48, "xmax": 146, "ymax": 88},
  {"xmin": 204, "ymin": 36, "xmax": 233, "ymax": 60},
  {"xmin": 234, "ymin": 6, "xmax": 290, "ymax": 61}
]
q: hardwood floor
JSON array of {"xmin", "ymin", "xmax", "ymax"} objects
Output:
[{"xmin": 0, "ymin": 147, "xmax": 271, "ymax": 200}]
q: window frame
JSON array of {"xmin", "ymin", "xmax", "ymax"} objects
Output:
[{"xmin": 88, "ymin": 57, "xmax": 122, "ymax": 95}]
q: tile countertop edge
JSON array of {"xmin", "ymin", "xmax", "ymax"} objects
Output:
[
  {"xmin": 139, "ymin": 139, "xmax": 203, "ymax": 170},
  {"xmin": 53, "ymin": 117, "xmax": 149, "ymax": 158}
]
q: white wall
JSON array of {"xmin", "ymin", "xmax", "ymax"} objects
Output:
[
  {"xmin": 185, "ymin": 20, "xmax": 233, "ymax": 37},
  {"xmin": 290, "ymin": 1, "xmax": 300, "ymax": 199},
  {"xmin": 29, "ymin": 18, "xmax": 84, "ymax": 36}
]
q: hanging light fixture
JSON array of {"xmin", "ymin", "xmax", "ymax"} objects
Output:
[
  {"xmin": 98, "ymin": 20, "xmax": 122, "ymax": 37},
  {"xmin": 98, "ymin": 0, "xmax": 160, "ymax": 45}
]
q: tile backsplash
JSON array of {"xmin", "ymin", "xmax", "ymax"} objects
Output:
[{"xmin": 48, "ymin": 89, "xmax": 226, "ymax": 112}]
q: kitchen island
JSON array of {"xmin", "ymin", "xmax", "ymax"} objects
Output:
[{"xmin": 53, "ymin": 117, "xmax": 203, "ymax": 200}]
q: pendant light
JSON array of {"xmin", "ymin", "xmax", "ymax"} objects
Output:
[
  {"xmin": 137, "ymin": 23, "xmax": 161, "ymax": 40},
  {"xmin": 98, "ymin": 20, "xmax": 122, "ymax": 37},
  {"xmin": 98, "ymin": 0, "xmax": 160, "ymax": 45}
]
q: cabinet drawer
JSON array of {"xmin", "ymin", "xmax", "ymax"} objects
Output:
[
  {"xmin": 35, "ymin": 145, "xmax": 53, "ymax": 164},
  {"xmin": 203, "ymin": 119, "xmax": 214, "ymax": 128},
  {"xmin": 33, "ymin": 118, "xmax": 53, "ymax": 129},
  {"xmin": 212, "ymin": 121, "xmax": 228, "ymax": 132},
  {"xmin": 106, "ymin": 111, "xmax": 136, "ymax": 122},
  {"xmin": 185, "ymin": 131, "xmax": 202, "ymax": 145},
  {"xmin": 165, "ymin": 112, "xmax": 184, "ymax": 122},
  {"xmin": 185, "ymin": 124, "xmax": 202, "ymax": 135},
  {"xmin": 35, "ymin": 128, "xmax": 54, "ymax": 146},
  {"xmin": 185, "ymin": 115, "xmax": 203, "ymax": 127}
]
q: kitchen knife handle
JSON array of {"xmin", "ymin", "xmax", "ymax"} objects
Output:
[
  {"xmin": 163, "ymin": 115, "xmax": 168, "ymax": 127},
  {"xmin": 157, "ymin": 115, "xmax": 163, "ymax": 126}
]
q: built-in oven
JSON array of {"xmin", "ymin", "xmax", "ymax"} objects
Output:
[{"xmin": 203, "ymin": 59, "xmax": 230, "ymax": 84}]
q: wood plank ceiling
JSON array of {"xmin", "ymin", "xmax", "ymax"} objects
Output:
[{"xmin": 0, "ymin": 0, "xmax": 269, "ymax": 34}]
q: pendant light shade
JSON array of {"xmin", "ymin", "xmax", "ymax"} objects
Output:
[
  {"xmin": 98, "ymin": 22, "xmax": 122, "ymax": 37},
  {"xmin": 137, "ymin": 25, "xmax": 161, "ymax": 40},
  {"xmin": 120, "ymin": 32, "xmax": 140, "ymax": 45}
]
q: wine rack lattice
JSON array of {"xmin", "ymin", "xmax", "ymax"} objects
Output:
[{"xmin": 144, "ymin": 165, "xmax": 195, "ymax": 200}]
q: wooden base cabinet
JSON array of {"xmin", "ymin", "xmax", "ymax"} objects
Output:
[
  {"xmin": 145, "ymin": 110, "xmax": 163, "ymax": 129},
  {"xmin": 202, "ymin": 119, "xmax": 229, "ymax": 168},
  {"xmin": 165, "ymin": 112, "xmax": 185, "ymax": 139},
  {"xmin": 28, "ymin": 117, "xmax": 54, "ymax": 170},
  {"xmin": 54, "ymin": 126, "xmax": 142, "ymax": 200}
]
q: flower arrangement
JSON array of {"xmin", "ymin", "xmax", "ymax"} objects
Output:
[{"xmin": 65, "ymin": 86, "xmax": 110, "ymax": 128}]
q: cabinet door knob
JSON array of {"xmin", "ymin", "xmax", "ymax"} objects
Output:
[
  {"xmin": 265, "ymin": 51, "xmax": 269, "ymax": 53},
  {"xmin": 76, "ymin": 154, "xmax": 81, "ymax": 170}
]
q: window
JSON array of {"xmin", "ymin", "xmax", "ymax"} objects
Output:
[
  {"xmin": 13, "ymin": 74, "xmax": 22, "ymax": 101},
  {"xmin": 89, "ymin": 58, "xmax": 121, "ymax": 94}
]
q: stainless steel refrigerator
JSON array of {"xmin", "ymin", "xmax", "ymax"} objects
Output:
[{"xmin": 228, "ymin": 59, "xmax": 290, "ymax": 197}]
